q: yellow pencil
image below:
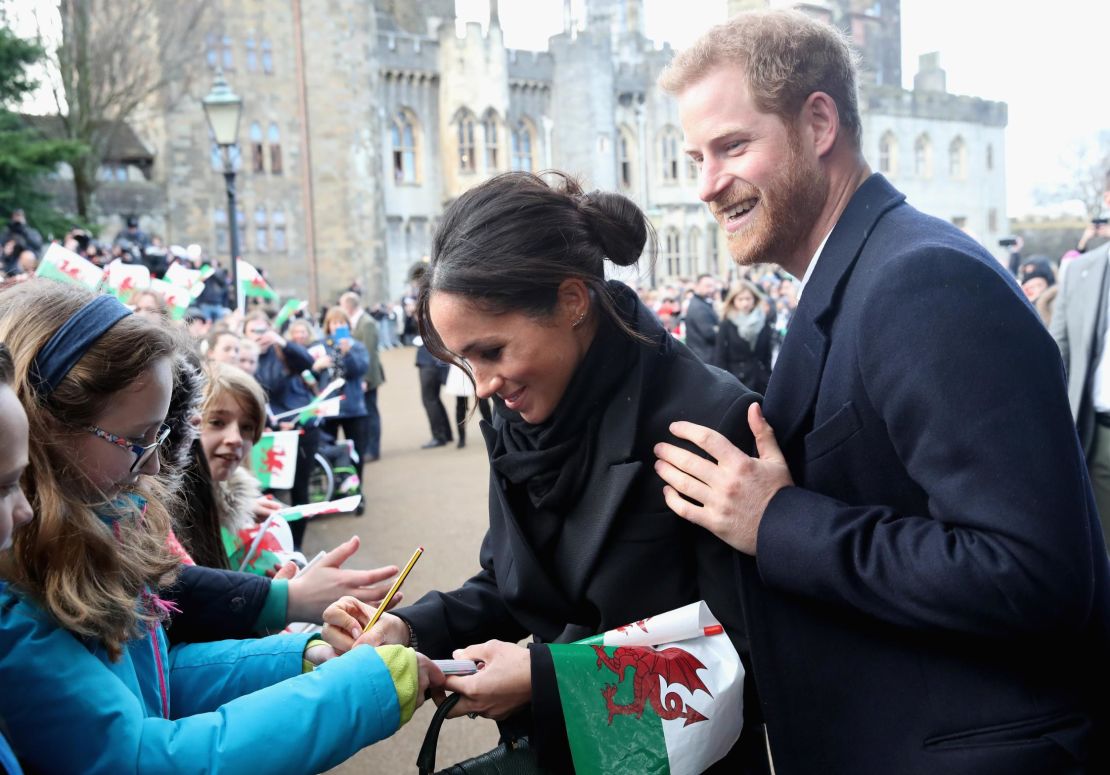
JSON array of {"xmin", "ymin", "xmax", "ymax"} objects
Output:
[{"xmin": 362, "ymin": 546, "xmax": 424, "ymax": 634}]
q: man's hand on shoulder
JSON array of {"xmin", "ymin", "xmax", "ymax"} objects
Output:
[{"xmin": 654, "ymin": 403, "xmax": 793, "ymax": 554}]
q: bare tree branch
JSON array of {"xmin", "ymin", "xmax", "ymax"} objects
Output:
[{"xmin": 45, "ymin": 0, "xmax": 214, "ymax": 217}]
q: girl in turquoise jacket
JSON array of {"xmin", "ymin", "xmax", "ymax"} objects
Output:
[{"xmin": 0, "ymin": 282, "xmax": 442, "ymax": 774}]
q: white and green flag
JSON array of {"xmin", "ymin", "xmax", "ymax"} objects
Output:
[
  {"xmin": 237, "ymin": 259, "xmax": 278, "ymax": 305},
  {"xmin": 36, "ymin": 244, "xmax": 105, "ymax": 290},
  {"xmin": 549, "ymin": 602, "xmax": 744, "ymax": 775},
  {"xmin": 149, "ymin": 278, "xmax": 192, "ymax": 320},
  {"xmin": 271, "ymin": 495, "xmax": 362, "ymax": 522},
  {"xmin": 251, "ymin": 430, "xmax": 300, "ymax": 489},
  {"xmin": 274, "ymin": 298, "xmax": 307, "ymax": 329},
  {"xmin": 164, "ymin": 261, "xmax": 207, "ymax": 299},
  {"xmin": 105, "ymin": 260, "xmax": 151, "ymax": 305}
]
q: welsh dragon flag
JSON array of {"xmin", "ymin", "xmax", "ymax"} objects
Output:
[
  {"xmin": 251, "ymin": 430, "xmax": 299, "ymax": 489},
  {"xmin": 36, "ymin": 244, "xmax": 105, "ymax": 290},
  {"xmin": 106, "ymin": 260, "xmax": 151, "ymax": 305},
  {"xmin": 164, "ymin": 261, "xmax": 207, "ymax": 299},
  {"xmin": 549, "ymin": 602, "xmax": 744, "ymax": 775},
  {"xmin": 149, "ymin": 278, "xmax": 192, "ymax": 320},
  {"xmin": 237, "ymin": 259, "xmax": 278, "ymax": 302}
]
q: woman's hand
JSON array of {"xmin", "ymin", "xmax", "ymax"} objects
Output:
[
  {"xmin": 312, "ymin": 355, "xmax": 334, "ymax": 371},
  {"xmin": 286, "ymin": 536, "xmax": 400, "ymax": 624},
  {"xmin": 322, "ymin": 603, "xmax": 410, "ymax": 654},
  {"xmin": 252, "ymin": 494, "xmax": 283, "ymax": 523},
  {"xmin": 337, "ymin": 338, "xmax": 352, "ymax": 355},
  {"xmin": 439, "ymin": 641, "xmax": 532, "ymax": 721}
]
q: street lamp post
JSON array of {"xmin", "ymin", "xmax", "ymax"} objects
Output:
[{"xmin": 202, "ymin": 71, "xmax": 244, "ymax": 312}]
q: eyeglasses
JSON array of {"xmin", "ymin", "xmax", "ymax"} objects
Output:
[
  {"xmin": 248, "ymin": 327, "xmax": 268, "ymax": 336},
  {"xmin": 85, "ymin": 423, "xmax": 172, "ymax": 473}
]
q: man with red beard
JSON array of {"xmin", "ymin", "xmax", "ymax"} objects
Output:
[{"xmin": 652, "ymin": 9, "xmax": 1110, "ymax": 774}]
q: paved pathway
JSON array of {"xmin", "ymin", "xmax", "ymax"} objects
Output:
[{"xmin": 304, "ymin": 346, "xmax": 501, "ymax": 774}]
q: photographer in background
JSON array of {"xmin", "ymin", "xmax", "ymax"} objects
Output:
[{"xmin": 0, "ymin": 209, "xmax": 42, "ymax": 257}]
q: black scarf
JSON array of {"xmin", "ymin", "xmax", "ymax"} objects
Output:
[{"xmin": 489, "ymin": 283, "xmax": 639, "ymax": 543}]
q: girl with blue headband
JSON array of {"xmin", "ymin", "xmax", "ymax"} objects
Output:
[{"xmin": 0, "ymin": 280, "xmax": 443, "ymax": 774}]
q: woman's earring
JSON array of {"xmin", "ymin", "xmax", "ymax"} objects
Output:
[{"xmin": 572, "ymin": 312, "xmax": 586, "ymax": 328}]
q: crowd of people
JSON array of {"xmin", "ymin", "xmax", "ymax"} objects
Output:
[{"xmin": 1, "ymin": 7, "xmax": 1109, "ymax": 775}]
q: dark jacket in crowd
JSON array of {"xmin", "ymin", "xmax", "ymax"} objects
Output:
[
  {"xmin": 162, "ymin": 565, "xmax": 271, "ymax": 645},
  {"xmin": 194, "ymin": 266, "xmax": 230, "ymax": 308},
  {"xmin": 255, "ymin": 341, "xmax": 316, "ymax": 417},
  {"xmin": 316, "ymin": 336, "xmax": 370, "ymax": 418},
  {"xmin": 713, "ymin": 317, "xmax": 773, "ymax": 394},
  {"xmin": 0, "ymin": 221, "xmax": 42, "ymax": 256},
  {"xmin": 684, "ymin": 293, "xmax": 719, "ymax": 363}
]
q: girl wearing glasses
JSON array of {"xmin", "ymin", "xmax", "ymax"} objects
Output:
[{"xmin": 0, "ymin": 281, "xmax": 443, "ymax": 774}]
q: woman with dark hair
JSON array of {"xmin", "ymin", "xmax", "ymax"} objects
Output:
[{"xmin": 321, "ymin": 172, "xmax": 764, "ymax": 772}]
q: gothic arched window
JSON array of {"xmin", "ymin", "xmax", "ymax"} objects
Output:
[
  {"xmin": 456, "ymin": 110, "xmax": 477, "ymax": 173},
  {"xmin": 879, "ymin": 131, "xmax": 898, "ymax": 176},
  {"xmin": 511, "ymin": 118, "xmax": 535, "ymax": 172},
  {"xmin": 914, "ymin": 134, "xmax": 933, "ymax": 179},
  {"xmin": 483, "ymin": 110, "xmax": 501, "ymax": 172}
]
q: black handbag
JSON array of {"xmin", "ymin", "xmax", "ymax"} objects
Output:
[{"xmin": 417, "ymin": 693, "xmax": 545, "ymax": 775}]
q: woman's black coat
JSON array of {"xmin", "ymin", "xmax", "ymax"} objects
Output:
[
  {"xmin": 713, "ymin": 317, "xmax": 773, "ymax": 395},
  {"xmin": 397, "ymin": 300, "xmax": 764, "ymax": 772}
]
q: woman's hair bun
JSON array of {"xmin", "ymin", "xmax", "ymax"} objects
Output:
[{"xmin": 577, "ymin": 190, "xmax": 649, "ymax": 267}]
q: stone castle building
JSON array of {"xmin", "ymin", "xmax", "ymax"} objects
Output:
[{"xmin": 116, "ymin": 0, "xmax": 1005, "ymax": 307}]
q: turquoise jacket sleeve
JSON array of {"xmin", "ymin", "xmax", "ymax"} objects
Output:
[
  {"xmin": 167, "ymin": 632, "xmax": 310, "ymax": 716},
  {"xmin": 0, "ymin": 591, "xmax": 403, "ymax": 775}
]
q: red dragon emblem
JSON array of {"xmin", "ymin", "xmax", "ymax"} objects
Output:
[
  {"xmin": 262, "ymin": 447, "xmax": 286, "ymax": 472},
  {"xmin": 57, "ymin": 259, "xmax": 82, "ymax": 279},
  {"xmin": 594, "ymin": 645, "xmax": 711, "ymax": 727}
]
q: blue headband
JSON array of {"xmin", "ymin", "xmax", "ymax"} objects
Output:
[{"xmin": 30, "ymin": 295, "xmax": 133, "ymax": 396}]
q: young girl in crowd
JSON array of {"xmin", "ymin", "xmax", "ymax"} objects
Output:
[
  {"xmin": 0, "ymin": 281, "xmax": 441, "ymax": 774},
  {"xmin": 175, "ymin": 360, "xmax": 285, "ymax": 573},
  {"xmin": 0, "ymin": 343, "xmax": 32, "ymax": 775}
]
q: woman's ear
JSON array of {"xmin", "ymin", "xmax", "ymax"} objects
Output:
[{"xmin": 557, "ymin": 278, "xmax": 590, "ymax": 325}]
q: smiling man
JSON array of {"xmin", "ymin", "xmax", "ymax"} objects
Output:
[{"xmin": 652, "ymin": 9, "xmax": 1110, "ymax": 773}]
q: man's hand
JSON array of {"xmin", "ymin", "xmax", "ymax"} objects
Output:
[{"xmin": 653, "ymin": 402, "xmax": 792, "ymax": 555}]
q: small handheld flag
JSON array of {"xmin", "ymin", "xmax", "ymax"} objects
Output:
[
  {"xmin": 251, "ymin": 430, "xmax": 300, "ymax": 490},
  {"xmin": 36, "ymin": 244, "xmax": 105, "ymax": 290}
]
